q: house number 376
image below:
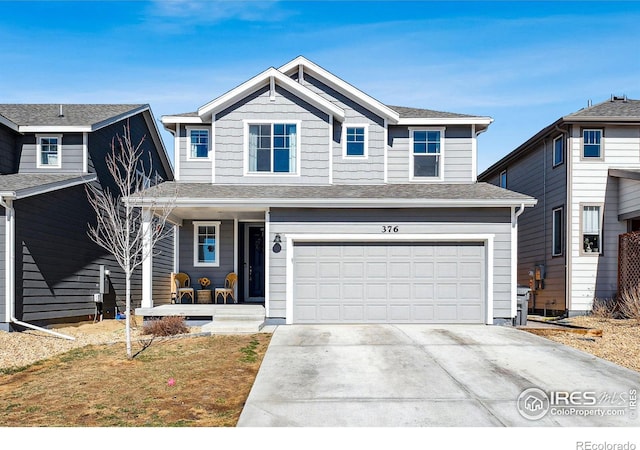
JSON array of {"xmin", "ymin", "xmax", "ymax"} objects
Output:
[{"xmin": 382, "ymin": 225, "xmax": 399, "ymax": 233}]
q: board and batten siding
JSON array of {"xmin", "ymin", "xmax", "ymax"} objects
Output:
[
  {"xmin": 387, "ymin": 125, "xmax": 475, "ymax": 183},
  {"xmin": 484, "ymin": 136, "xmax": 568, "ymax": 312},
  {"xmin": 267, "ymin": 208, "xmax": 513, "ymax": 321},
  {"xmin": 569, "ymin": 125, "xmax": 640, "ymax": 311},
  {"xmin": 618, "ymin": 177, "xmax": 640, "ymax": 218},
  {"xmin": 18, "ymin": 133, "xmax": 85, "ymax": 173},
  {"xmin": 297, "ymin": 74, "xmax": 386, "ymax": 184},
  {"xmin": 177, "ymin": 220, "xmax": 234, "ymax": 294},
  {"xmin": 13, "ymin": 185, "xmax": 141, "ymax": 323},
  {"xmin": 210, "ymin": 85, "xmax": 330, "ymax": 185},
  {"xmin": 152, "ymin": 225, "xmax": 175, "ymax": 305}
]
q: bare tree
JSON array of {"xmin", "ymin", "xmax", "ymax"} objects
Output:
[{"xmin": 86, "ymin": 122, "xmax": 174, "ymax": 358}]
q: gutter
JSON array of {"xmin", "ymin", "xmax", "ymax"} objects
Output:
[{"xmin": 0, "ymin": 195, "xmax": 74, "ymax": 340}]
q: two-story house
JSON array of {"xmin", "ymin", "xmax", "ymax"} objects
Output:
[
  {"xmin": 0, "ymin": 104, "xmax": 173, "ymax": 332},
  {"xmin": 138, "ymin": 57, "xmax": 535, "ymax": 325},
  {"xmin": 478, "ymin": 96, "xmax": 640, "ymax": 316}
]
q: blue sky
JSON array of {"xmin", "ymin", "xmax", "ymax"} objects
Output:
[{"xmin": 1, "ymin": 0, "xmax": 639, "ymax": 173}]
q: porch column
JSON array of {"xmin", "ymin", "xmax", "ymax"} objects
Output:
[{"xmin": 141, "ymin": 208, "xmax": 153, "ymax": 308}]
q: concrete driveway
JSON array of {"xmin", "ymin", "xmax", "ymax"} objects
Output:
[{"xmin": 238, "ymin": 325, "xmax": 639, "ymax": 426}]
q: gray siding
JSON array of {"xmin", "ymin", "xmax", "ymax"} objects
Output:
[
  {"xmin": 388, "ymin": 126, "xmax": 474, "ymax": 183},
  {"xmin": 618, "ymin": 178, "xmax": 640, "ymax": 218},
  {"xmin": 212, "ymin": 85, "xmax": 331, "ymax": 185},
  {"xmin": 18, "ymin": 133, "xmax": 85, "ymax": 173},
  {"xmin": 270, "ymin": 207, "xmax": 511, "ymax": 223},
  {"xmin": 267, "ymin": 209, "xmax": 513, "ymax": 321},
  {"xmin": 483, "ymin": 136, "xmax": 567, "ymax": 312},
  {"xmin": 0, "ymin": 125, "xmax": 18, "ymax": 173},
  {"xmin": 177, "ymin": 220, "xmax": 234, "ymax": 295},
  {"xmin": 152, "ymin": 225, "xmax": 175, "ymax": 305},
  {"xmin": 300, "ymin": 74, "xmax": 386, "ymax": 184},
  {"xmin": 0, "ymin": 209, "xmax": 5, "ymax": 324},
  {"xmin": 177, "ymin": 125, "xmax": 213, "ymax": 183},
  {"xmin": 14, "ymin": 185, "xmax": 141, "ymax": 323}
]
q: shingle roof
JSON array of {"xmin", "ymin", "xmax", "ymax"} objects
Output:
[
  {"xmin": 0, "ymin": 104, "xmax": 146, "ymax": 127},
  {"xmin": 137, "ymin": 182, "xmax": 535, "ymax": 205},
  {"xmin": 387, "ymin": 105, "xmax": 477, "ymax": 119},
  {"xmin": 0, "ymin": 173, "xmax": 96, "ymax": 199},
  {"xmin": 564, "ymin": 98, "xmax": 640, "ymax": 119}
]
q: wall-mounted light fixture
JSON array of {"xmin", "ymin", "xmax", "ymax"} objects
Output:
[{"xmin": 272, "ymin": 234, "xmax": 282, "ymax": 253}]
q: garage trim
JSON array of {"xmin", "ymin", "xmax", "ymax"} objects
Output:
[{"xmin": 285, "ymin": 233, "xmax": 495, "ymax": 325}]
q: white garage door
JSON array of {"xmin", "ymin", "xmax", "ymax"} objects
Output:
[{"xmin": 293, "ymin": 242, "xmax": 485, "ymax": 323}]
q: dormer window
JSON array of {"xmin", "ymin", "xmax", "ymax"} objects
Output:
[
  {"xmin": 187, "ymin": 128, "xmax": 209, "ymax": 159},
  {"xmin": 37, "ymin": 135, "xmax": 62, "ymax": 168}
]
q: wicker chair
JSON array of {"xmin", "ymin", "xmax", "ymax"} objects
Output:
[
  {"xmin": 214, "ymin": 273, "xmax": 238, "ymax": 304},
  {"xmin": 172, "ymin": 272, "xmax": 195, "ymax": 304}
]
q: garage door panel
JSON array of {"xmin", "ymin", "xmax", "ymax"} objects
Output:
[{"xmin": 293, "ymin": 242, "xmax": 485, "ymax": 324}]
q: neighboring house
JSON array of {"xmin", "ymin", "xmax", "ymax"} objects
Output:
[
  {"xmin": 138, "ymin": 56, "xmax": 535, "ymax": 325},
  {"xmin": 479, "ymin": 96, "xmax": 640, "ymax": 316},
  {"xmin": 0, "ymin": 104, "xmax": 173, "ymax": 331}
]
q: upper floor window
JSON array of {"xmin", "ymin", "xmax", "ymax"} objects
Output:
[
  {"xmin": 188, "ymin": 128, "xmax": 209, "ymax": 159},
  {"xmin": 583, "ymin": 129, "xmax": 602, "ymax": 159},
  {"xmin": 552, "ymin": 206, "xmax": 563, "ymax": 256},
  {"xmin": 37, "ymin": 135, "xmax": 62, "ymax": 168},
  {"xmin": 193, "ymin": 221, "xmax": 220, "ymax": 267},
  {"xmin": 343, "ymin": 125, "xmax": 368, "ymax": 158},
  {"xmin": 499, "ymin": 170, "xmax": 507, "ymax": 188},
  {"xmin": 411, "ymin": 128, "xmax": 443, "ymax": 179},
  {"xmin": 247, "ymin": 121, "xmax": 299, "ymax": 174},
  {"xmin": 582, "ymin": 205, "xmax": 603, "ymax": 254},
  {"xmin": 553, "ymin": 135, "xmax": 564, "ymax": 167}
]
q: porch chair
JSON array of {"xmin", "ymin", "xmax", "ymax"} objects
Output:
[
  {"xmin": 214, "ymin": 273, "xmax": 238, "ymax": 304},
  {"xmin": 172, "ymin": 272, "xmax": 195, "ymax": 304}
]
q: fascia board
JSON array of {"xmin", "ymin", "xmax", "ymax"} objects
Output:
[
  {"xmin": 397, "ymin": 117, "xmax": 494, "ymax": 126},
  {"xmin": 132, "ymin": 197, "xmax": 537, "ymax": 209},
  {"xmin": 14, "ymin": 174, "xmax": 97, "ymax": 200},
  {"xmin": 198, "ymin": 67, "xmax": 344, "ymax": 120},
  {"xmin": 161, "ymin": 116, "xmax": 203, "ymax": 124},
  {"xmin": 0, "ymin": 114, "xmax": 19, "ymax": 132},
  {"xmin": 279, "ymin": 56, "xmax": 400, "ymax": 123}
]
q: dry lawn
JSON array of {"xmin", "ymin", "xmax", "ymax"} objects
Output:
[
  {"xmin": 525, "ymin": 316, "xmax": 640, "ymax": 373},
  {"xmin": 0, "ymin": 332, "xmax": 271, "ymax": 427}
]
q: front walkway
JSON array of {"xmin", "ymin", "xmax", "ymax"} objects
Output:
[{"xmin": 238, "ymin": 324, "xmax": 640, "ymax": 426}]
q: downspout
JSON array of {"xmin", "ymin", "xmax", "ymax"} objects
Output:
[
  {"xmin": 0, "ymin": 195, "xmax": 74, "ymax": 340},
  {"xmin": 511, "ymin": 203, "xmax": 526, "ymax": 320}
]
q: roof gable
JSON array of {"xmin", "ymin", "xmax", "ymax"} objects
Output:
[
  {"xmin": 279, "ymin": 56, "xmax": 400, "ymax": 124},
  {"xmin": 196, "ymin": 67, "xmax": 345, "ymax": 121}
]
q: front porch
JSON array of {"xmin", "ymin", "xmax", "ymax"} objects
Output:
[{"xmin": 135, "ymin": 304, "xmax": 267, "ymax": 333}]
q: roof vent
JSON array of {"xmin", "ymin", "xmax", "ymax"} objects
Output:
[
  {"xmin": 58, "ymin": 104, "xmax": 64, "ymax": 117},
  {"xmin": 587, "ymin": 99, "xmax": 592, "ymax": 108},
  {"xmin": 611, "ymin": 94, "xmax": 628, "ymax": 102}
]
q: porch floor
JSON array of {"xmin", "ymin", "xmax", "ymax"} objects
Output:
[{"xmin": 135, "ymin": 304, "xmax": 266, "ymax": 333}]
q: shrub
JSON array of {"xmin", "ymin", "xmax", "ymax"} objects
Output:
[
  {"xmin": 591, "ymin": 297, "xmax": 619, "ymax": 319},
  {"xmin": 142, "ymin": 316, "xmax": 189, "ymax": 336},
  {"xmin": 619, "ymin": 288, "xmax": 640, "ymax": 320}
]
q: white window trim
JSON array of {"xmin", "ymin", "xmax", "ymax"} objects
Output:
[
  {"xmin": 580, "ymin": 203, "xmax": 604, "ymax": 256},
  {"xmin": 552, "ymin": 135, "xmax": 564, "ymax": 167},
  {"xmin": 193, "ymin": 221, "xmax": 221, "ymax": 267},
  {"xmin": 186, "ymin": 126, "xmax": 211, "ymax": 161},
  {"xmin": 341, "ymin": 123, "xmax": 369, "ymax": 159},
  {"xmin": 409, "ymin": 127, "xmax": 445, "ymax": 182},
  {"xmin": 500, "ymin": 170, "xmax": 507, "ymax": 188},
  {"xmin": 581, "ymin": 128, "xmax": 604, "ymax": 161},
  {"xmin": 243, "ymin": 119, "xmax": 302, "ymax": 176},
  {"xmin": 552, "ymin": 206, "xmax": 563, "ymax": 257},
  {"xmin": 36, "ymin": 134, "xmax": 62, "ymax": 169}
]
